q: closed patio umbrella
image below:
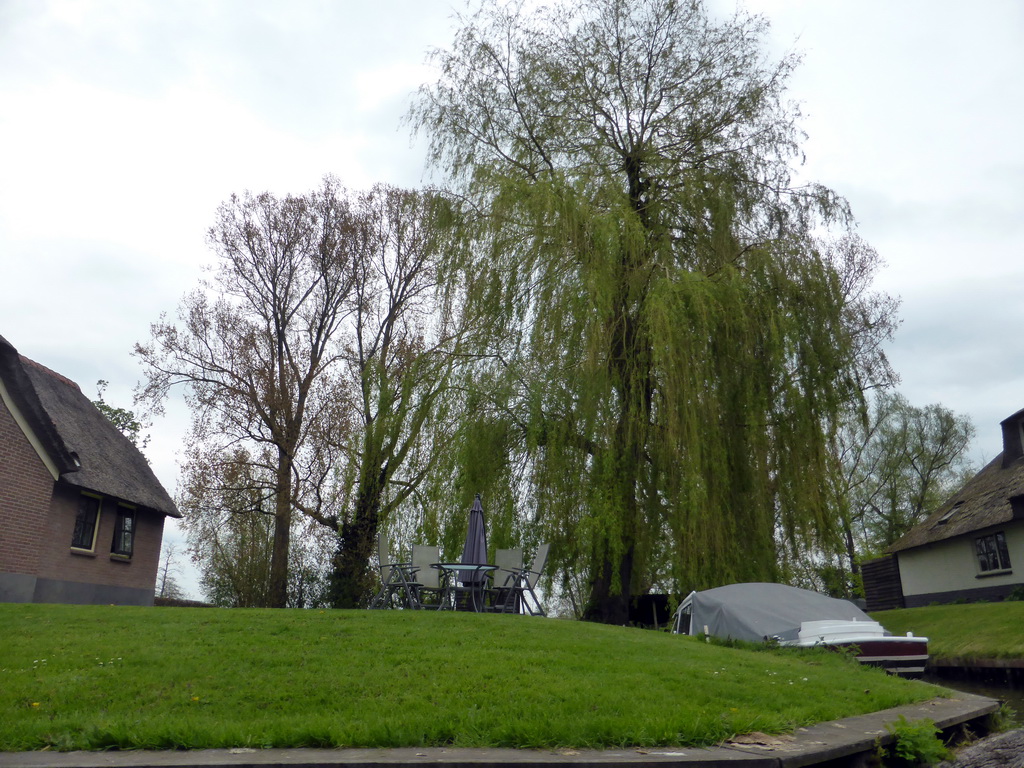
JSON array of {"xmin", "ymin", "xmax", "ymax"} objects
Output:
[{"xmin": 459, "ymin": 494, "xmax": 488, "ymax": 586}]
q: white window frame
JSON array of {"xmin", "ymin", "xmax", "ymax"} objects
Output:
[{"xmin": 974, "ymin": 531, "xmax": 1012, "ymax": 575}]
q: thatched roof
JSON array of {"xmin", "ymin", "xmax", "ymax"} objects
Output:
[
  {"xmin": 0, "ymin": 335, "xmax": 180, "ymax": 518},
  {"xmin": 889, "ymin": 440, "xmax": 1024, "ymax": 554}
]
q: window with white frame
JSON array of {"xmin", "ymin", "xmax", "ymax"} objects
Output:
[{"xmin": 975, "ymin": 531, "xmax": 1012, "ymax": 573}]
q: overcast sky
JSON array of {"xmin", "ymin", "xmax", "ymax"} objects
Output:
[{"xmin": 2, "ymin": 1, "xmax": 1022, "ymax": 598}]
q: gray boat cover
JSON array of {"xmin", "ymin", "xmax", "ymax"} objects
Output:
[{"xmin": 679, "ymin": 582, "xmax": 873, "ymax": 643}]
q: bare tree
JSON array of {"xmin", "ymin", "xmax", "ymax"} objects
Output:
[
  {"xmin": 139, "ymin": 180, "xmax": 463, "ymax": 607},
  {"xmin": 155, "ymin": 542, "xmax": 186, "ymax": 600},
  {"xmin": 136, "ymin": 177, "xmax": 358, "ymax": 607},
  {"xmin": 329, "ymin": 186, "xmax": 463, "ymax": 607}
]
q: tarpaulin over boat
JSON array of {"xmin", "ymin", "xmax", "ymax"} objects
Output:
[{"xmin": 676, "ymin": 582, "xmax": 874, "ymax": 643}]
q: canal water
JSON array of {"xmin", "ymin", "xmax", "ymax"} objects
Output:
[{"xmin": 923, "ymin": 672, "xmax": 1024, "ymax": 715}]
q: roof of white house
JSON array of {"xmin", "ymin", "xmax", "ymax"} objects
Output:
[{"xmin": 889, "ymin": 410, "xmax": 1024, "ymax": 553}]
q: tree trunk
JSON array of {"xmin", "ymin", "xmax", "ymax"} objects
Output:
[
  {"xmin": 331, "ymin": 510, "xmax": 379, "ymax": 608},
  {"xmin": 331, "ymin": 464, "xmax": 387, "ymax": 608},
  {"xmin": 585, "ymin": 546, "xmax": 635, "ymax": 624},
  {"xmin": 843, "ymin": 520, "xmax": 860, "ymax": 580},
  {"xmin": 268, "ymin": 454, "xmax": 292, "ymax": 608},
  {"xmin": 585, "ymin": 284, "xmax": 646, "ymax": 624},
  {"xmin": 586, "ymin": 416, "xmax": 641, "ymax": 624}
]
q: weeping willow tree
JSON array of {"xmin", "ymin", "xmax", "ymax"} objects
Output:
[{"xmin": 412, "ymin": 0, "xmax": 898, "ymax": 623}]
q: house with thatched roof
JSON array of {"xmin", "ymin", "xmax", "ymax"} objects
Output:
[
  {"xmin": 0, "ymin": 335, "xmax": 180, "ymax": 605},
  {"xmin": 865, "ymin": 408, "xmax": 1024, "ymax": 609}
]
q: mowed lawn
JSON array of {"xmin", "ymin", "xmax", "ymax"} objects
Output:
[
  {"xmin": 1, "ymin": 604, "xmax": 942, "ymax": 751},
  {"xmin": 873, "ymin": 602, "xmax": 1024, "ymax": 661}
]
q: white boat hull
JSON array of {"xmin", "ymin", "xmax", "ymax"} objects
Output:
[{"xmin": 788, "ymin": 620, "xmax": 929, "ymax": 677}]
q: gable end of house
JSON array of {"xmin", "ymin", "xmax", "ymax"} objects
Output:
[
  {"xmin": 0, "ymin": 335, "xmax": 179, "ymax": 606},
  {"xmin": 879, "ymin": 406, "xmax": 1024, "ymax": 608}
]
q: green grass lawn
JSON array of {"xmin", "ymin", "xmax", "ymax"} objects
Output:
[
  {"xmin": 872, "ymin": 602, "xmax": 1024, "ymax": 661},
  {"xmin": 0, "ymin": 604, "xmax": 942, "ymax": 752}
]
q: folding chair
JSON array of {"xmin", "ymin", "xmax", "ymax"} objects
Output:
[
  {"xmin": 485, "ymin": 548, "xmax": 523, "ymax": 612},
  {"xmin": 410, "ymin": 544, "xmax": 442, "ymax": 608},
  {"xmin": 368, "ymin": 535, "xmax": 419, "ymax": 609},
  {"xmin": 505, "ymin": 543, "xmax": 549, "ymax": 616}
]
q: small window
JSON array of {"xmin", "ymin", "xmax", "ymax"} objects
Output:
[
  {"xmin": 936, "ymin": 501, "xmax": 963, "ymax": 526},
  {"xmin": 975, "ymin": 531, "xmax": 1012, "ymax": 573},
  {"xmin": 72, "ymin": 494, "xmax": 102, "ymax": 551},
  {"xmin": 111, "ymin": 506, "xmax": 135, "ymax": 558}
]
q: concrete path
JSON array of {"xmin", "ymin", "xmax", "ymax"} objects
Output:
[{"xmin": 0, "ymin": 693, "xmax": 999, "ymax": 768}]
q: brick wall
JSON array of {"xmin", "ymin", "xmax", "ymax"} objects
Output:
[
  {"xmin": 37, "ymin": 485, "xmax": 166, "ymax": 593},
  {"xmin": 2, "ymin": 393, "xmax": 167, "ymax": 603},
  {"xmin": 0, "ymin": 396, "xmax": 53, "ymax": 578}
]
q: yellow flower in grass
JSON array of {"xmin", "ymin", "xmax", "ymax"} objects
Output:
[{"xmin": 30, "ymin": 702, "xmax": 40, "ymax": 708}]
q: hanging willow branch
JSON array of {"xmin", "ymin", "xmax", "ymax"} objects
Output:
[{"xmin": 412, "ymin": 0, "xmax": 898, "ymax": 622}]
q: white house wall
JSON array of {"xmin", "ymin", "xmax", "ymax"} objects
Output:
[{"xmin": 897, "ymin": 522, "xmax": 1024, "ymax": 607}]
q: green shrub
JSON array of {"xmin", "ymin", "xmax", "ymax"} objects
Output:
[
  {"xmin": 883, "ymin": 715, "xmax": 949, "ymax": 766},
  {"xmin": 988, "ymin": 702, "xmax": 1019, "ymax": 732},
  {"xmin": 1005, "ymin": 586, "xmax": 1024, "ymax": 602}
]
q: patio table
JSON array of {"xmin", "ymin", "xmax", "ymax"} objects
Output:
[{"xmin": 432, "ymin": 563, "xmax": 496, "ymax": 612}]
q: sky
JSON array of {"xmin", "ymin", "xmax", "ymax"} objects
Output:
[{"xmin": 2, "ymin": 0, "xmax": 1022, "ymax": 598}]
